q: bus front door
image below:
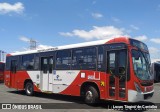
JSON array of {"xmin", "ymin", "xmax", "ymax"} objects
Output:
[
  {"xmin": 107, "ymin": 50, "xmax": 127, "ymax": 101},
  {"xmin": 41, "ymin": 57, "xmax": 53, "ymax": 92}
]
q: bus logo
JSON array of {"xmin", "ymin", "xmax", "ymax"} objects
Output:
[
  {"xmin": 54, "ymin": 75, "xmax": 62, "ymax": 81},
  {"xmin": 56, "ymin": 75, "xmax": 59, "ymax": 79}
]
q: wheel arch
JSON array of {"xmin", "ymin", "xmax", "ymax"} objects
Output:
[
  {"xmin": 24, "ymin": 79, "xmax": 33, "ymax": 89},
  {"xmin": 80, "ymin": 81, "xmax": 100, "ymax": 97}
]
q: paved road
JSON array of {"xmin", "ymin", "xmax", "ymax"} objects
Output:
[{"xmin": 0, "ymin": 83, "xmax": 160, "ymax": 112}]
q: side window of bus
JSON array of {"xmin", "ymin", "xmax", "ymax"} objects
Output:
[
  {"xmin": 56, "ymin": 50, "xmax": 71, "ymax": 69},
  {"xmin": 97, "ymin": 46, "xmax": 105, "ymax": 71},
  {"xmin": 21, "ymin": 54, "xmax": 34, "ymax": 70},
  {"xmin": 109, "ymin": 53, "xmax": 116, "ymax": 75},
  {"xmin": 34, "ymin": 54, "xmax": 39, "ymax": 70},
  {"xmin": 72, "ymin": 47, "xmax": 96, "ymax": 70},
  {"xmin": 6, "ymin": 57, "xmax": 11, "ymax": 70},
  {"xmin": 83, "ymin": 47, "xmax": 96, "ymax": 69},
  {"xmin": 49, "ymin": 57, "xmax": 54, "ymax": 73},
  {"xmin": 11, "ymin": 60, "xmax": 17, "ymax": 73},
  {"xmin": 72, "ymin": 49, "xmax": 83, "ymax": 69}
]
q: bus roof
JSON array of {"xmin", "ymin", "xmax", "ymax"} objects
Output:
[{"xmin": 9, "ymin": 37, "xmax": 129, "ymax": 56}]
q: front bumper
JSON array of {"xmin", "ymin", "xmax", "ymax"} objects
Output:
[{"xmin": 128, "ymin": 90, "xmax": 154, "ymax": 102}]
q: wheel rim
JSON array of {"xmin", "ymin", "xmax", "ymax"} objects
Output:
[
  {"xmin": 86, "ymin": 91, "xmax": 93, "ymax": 101},
  {"xmin": 26, "ymin": 84, "xmax": 32, "ymax": 94}
]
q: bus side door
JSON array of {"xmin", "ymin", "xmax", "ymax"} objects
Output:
[
  {"xmin": 41, "ymin": 56, "xmax": 53, "ymax": 92},
  {"xmin": 107, "ymin": 49, "xmax": 127, "ymax": 101}
]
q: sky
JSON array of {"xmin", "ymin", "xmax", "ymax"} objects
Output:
[{"xmin": 0, "ymin": 0, "xmax": 160, "ymax": 62}]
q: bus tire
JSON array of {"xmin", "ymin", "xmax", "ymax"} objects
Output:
[
  {"xmin": 25, "ymin": 82, "xmax": 34, "ymax": 96},
  {"xmin": 84, "ymin": 86, "xmax": 99, "ymax": 104}
]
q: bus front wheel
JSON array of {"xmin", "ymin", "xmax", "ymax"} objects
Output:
[
  {"xmin": 25, "ymin": 82, "xmax": 34, "ymax": 96},
  {"xmin": 84, "ymin": 86, "xmax": 99, "ymax": 104}
]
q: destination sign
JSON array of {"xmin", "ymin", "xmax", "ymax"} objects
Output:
[
  {"xmin": 106, "ymin": 43, "xmax": 126, "ymax": 50},
  {"xmin": 38, "ymin": 47, "xmax": 58, "ymax": 52}
]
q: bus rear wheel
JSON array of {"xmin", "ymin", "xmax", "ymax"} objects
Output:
[
  {"xmin": 84, "ymin": 86, "xmax": 99, "ymax": 104},
  {"xmin": 25, "ymin": 82, "xmax": 34, "ymax": 96}
]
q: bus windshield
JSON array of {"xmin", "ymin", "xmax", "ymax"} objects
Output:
[{"xmin": 132, "ymin": 50, "xmax": 151, "ymax": 80}]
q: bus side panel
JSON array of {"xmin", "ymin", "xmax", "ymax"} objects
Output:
[
  {"xmin": 4, "ymin": 71, "xmax": 11, "ymax": 87},
  {"xmin": 99, "ymin": 72, "xmax": 107, "ymax": 100},
  {"xmin": 14, "ymin": 71, "xmax": 41, "ymax": 92},
  {"xmin": 14, "ymin": 71, "xmax": 29, "ymax": 90},
  {"xmin": 60, "ymin": 70, "xmax": 107, "ymax": 100},
  {"xmin": 5, "ymin": 70, "xmax": 41, "ymax": 92},
  {"xmin": 59, "ymin": 71, "xmax": 81, "ymax": 96}
]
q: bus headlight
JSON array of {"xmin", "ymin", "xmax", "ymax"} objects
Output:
[{"xmin": 134, "ymin": 82, "xmax": 142, "ymax": 93}]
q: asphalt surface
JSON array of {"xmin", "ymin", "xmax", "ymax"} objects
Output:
[{"xmin": 0, "ymin": 82, "xmax": 160, "ymax": 112}]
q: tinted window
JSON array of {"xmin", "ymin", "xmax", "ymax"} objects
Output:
[
  {"xmin": 41, "ymin": 57, "xmax": 48, "ymax": 73},
  {"xmin": 97, "ymin": 46, "xmax": 105, "ymax": 71},
  {"xmin": 56, "ymin": 50, "xmax": 71, "ymax": 69},
  {"xmin": 72, "ymin": 47, "xmax": 96, "ymax": 70},
  {"xmin": 6, "ymin": 57, "xmax": 11, "ymax": 70},
  {"xmin": 72, "ymin": 49, "xmax": 83, "ymax": 69},
  {"xmin": 109, "ymin": 53, "xmax": 116, "ymax": 75},
  {"xmin": 49, "ymin": 57, "xmax": 53, "ymax": 73},
  {"xmin": 118, "ymin": 51, "xmax": 127, "ymax": 75},
  {"xmin": 6, "ymin": 56, "xmax": 18, "ymax": 71},
  {"xmin": 118, "ymin": 50, "xmax": 127, "ymax": 74},
  {"xmin": 21, "ymin": 54, "xmax": 34, "ymax": 70},
  {"xmin": 11, "ymin": 60, "xmax": 17, "ymax": 73},
  {"xmin": 34, "ymin": 54, "xmax": 39, "ymax": 70}
]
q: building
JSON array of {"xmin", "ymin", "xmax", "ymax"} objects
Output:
[{"xmin": 0, "ymin": 50, "xmax": 6, "ymax": 63}]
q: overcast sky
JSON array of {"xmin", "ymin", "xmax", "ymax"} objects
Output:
[{"xmin": 0, "ymin": 0, "xmax": 160, "ymax": 62}]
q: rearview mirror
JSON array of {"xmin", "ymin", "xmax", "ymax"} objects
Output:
[{"xmin": 135, "ymin": 53, "xmax": 140, "ymax": 60}]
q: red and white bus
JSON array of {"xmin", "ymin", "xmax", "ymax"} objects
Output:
[
  {"xmin": 0, "ymin": 62, "xmax": 5, "ymax": 82},
  {"xmin": 4, "ymin": 37, "xmax": 154, "ymax": 103}
]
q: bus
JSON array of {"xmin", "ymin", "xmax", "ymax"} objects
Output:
[
  {"xmin": 4, "ymin": 37, "xmax": 154, "ymax": 103},
  {"xmin": 151, "ymin": 62, "xmax": 160, "ymax": 82},
  {"xmin": 0, "ymin": 62, "xmax": 5, "ymax": 82}
]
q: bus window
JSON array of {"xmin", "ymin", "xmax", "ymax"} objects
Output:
[
  {"xmin": 11, "ymin": 60, "xmax": 17, "ymax": 74},
  {"xmin": 109, "ymin": 53, "xmax": 116, "ymax": 75},
  {"xmin": 6, "ymin": 57, "xmax": 11, "ymax": 70},
  {"xmin": 56, "ymin": 50, "xmax": 71, "ymax": 70},
  {"xmin": 72, "ymin": 49, "xmax": 83, "ymax": 70},
  {"xmin": 34, "ymin": 54, "xmax": 39, "ymax": 70},
  {"xmin": 97, "ymin": 46, "xmax": 105, "ymax": 71},
  {"xmin": 21, "ymin": 54, "xmax": 34, "ymax": 70},
  {"xmin": 72, "ymin": 47, "xmax": 96, "ymax": 70},
  {"xmin": 41, "ymin": 58, "xmax": 48, "ymax": 73},
  {"xmin": 49, "ymin": 57, "xmax": 53, "ymax": 73},
  {"xmin": 118, "ymin": 51, "xmax": 127, "ymax": 75}
]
